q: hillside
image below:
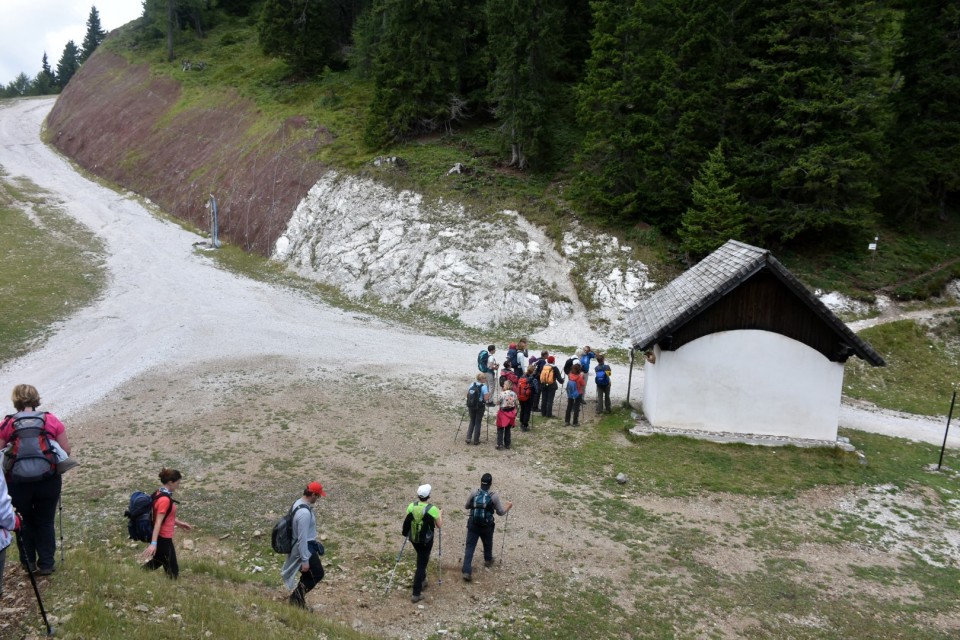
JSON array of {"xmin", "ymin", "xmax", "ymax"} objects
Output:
[{"xmin": 42, "ymin": 13, "xmax": 960, "ymax": 343}]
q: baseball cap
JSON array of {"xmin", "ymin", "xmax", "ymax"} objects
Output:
[
  {"xmin": 480, "ymin": 473, "xmax": 492, "ymax": 488},
  {"xmin": 417, "ymin": 484, "xmax": 432, "ymax": 499},
  {"xmin": 307, "ymin": 481, "xmax": 327, "ymax": 497}
]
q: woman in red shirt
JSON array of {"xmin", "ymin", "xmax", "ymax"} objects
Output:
[{"xmin": 140, "ymin": 468, "xmax": 192, "ymax": 579}]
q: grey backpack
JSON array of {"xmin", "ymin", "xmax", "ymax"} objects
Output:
[{"xmin": 4, "ymin": 412, "xmax": 57, "ymax": 483}]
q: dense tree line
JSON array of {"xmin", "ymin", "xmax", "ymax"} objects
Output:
[
  {"xmin": 1, "ymin": 7, "xmax": 107, "ymax": 98},
  {"xmin": 109, "ymin": 1, "xmax": 960, "ymax": 252}
]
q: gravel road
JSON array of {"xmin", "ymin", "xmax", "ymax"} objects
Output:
[{"xmin": 0, "ymin": 97, "xmax": 954, "ymax": 447}]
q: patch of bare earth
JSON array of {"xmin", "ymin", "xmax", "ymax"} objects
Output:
[{"xmin": 4, "ymin": 357, "xmax": 940, "ymax": 638}]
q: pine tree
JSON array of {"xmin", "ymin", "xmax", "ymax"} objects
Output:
[
  {"xmin": 883, "ymin": 1, "xmax": 960, "ymax": 223},
  {"xmin": 364, "ymin": 0, "xmax": 481, "ymax": 146},
  {"xmin": 727, "ymin": 0, "xmax": 892, "ymax": 242},
  {"xmin": 3, "ymin": 73, "xmax": 33, "ymax": 97},
  {"xmin": 258, "ymin": 0, "xmax": 339, "ymax": 76},
  {"xmin": 80, "ymin": 6, "xmax": 108, "ymax": 62},
  {"xmin": 34, "ymin": 53, "xmax": 57, "ymax": 95},
  {"xmin": 56, "ymin": 40, "xmax": 81, "ymax": 88},
  {"xmin": 576, "ymin": 0, "xmax": 736, "ymax": 225},
  {"xmin": 485, "ymin": 0, "xmax": 564, "ymax": 169},
  {"xmin": 679, "ymin": 143, "xmax": 748, "ymax": 259}
]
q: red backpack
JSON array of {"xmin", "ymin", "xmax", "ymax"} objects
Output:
[{"xmin": 517, "ymin": 377, "xmax": 532, "ymax": 402}]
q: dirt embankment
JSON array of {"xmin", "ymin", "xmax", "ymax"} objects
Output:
[{"xmin": 45, "ymin": 51, "xmax": 330, "ymax": 255}]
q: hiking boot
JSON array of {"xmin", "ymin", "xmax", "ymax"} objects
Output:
[
  {"xmin": 484, "ymin": 559, "xmax": 495, "ymax": 568},
  {"xmin": 473, "ymin": 440, "xmax": 481, "ymax": 445},
  {"xmin": 462, "ymin": 572, "xmax": 472, "ymax": 582},
  {"xmin": 411, "ymin": 594, "xmax": 424, "ymax": 603},
  {"xmin": 288, "ymin": 586, "xmax": 307, "ymax": 609},
  {"xmin": 37, "ymin": 567, "xmax": 55, "ymax": 576},
  {"xmin": 465, "ymin": 440, "xmax": 472, "ymax": 445},
  {"xmin": 496, "ymin": 445, "xmax": 503, "ymax": 450},
  {"xmin": 505, "ymin": 445, "xmax": 511, "ymax": 449}
]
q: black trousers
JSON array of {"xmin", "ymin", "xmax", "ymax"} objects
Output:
[
  {"xmin": 291, "ymin": 541, "xmax": 325, "ymax": 606},
  {"xmin": 144, "ymin": 536, "xmax": 179, "ymax": 579},
  {"xmin": 9, "ymin": 474, "xmax": 62, "ymax": 572},
  {"xmin": 412, "ymin": 539, "xmax": 434, "ymax": 596}
]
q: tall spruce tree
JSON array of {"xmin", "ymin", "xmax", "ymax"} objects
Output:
[
  {"xmin": 883, "ymin": 1, "xmax": 960, "ymax": 223},
  {"xmin": 679, "ymin": 143, "xmax": 748, "ymax": 258},
  {"xmin": 364, "ymin": 0, "xmax": 481, "ymax": 146},
  {"xmin": 80, "ymin": 6, "xmax": 108, "ymax": 62},
  {"xmin": 485, "ymin": 0, "xmax": 564, "ymax": 169},
  {"xmin": 576, "ymin": 0, "xmax": 735, "ymax": 225},
  {"xmin": 34, "ymin": 53, "xmax": 57, "ymax": 95},
  {"xmin": 727, "ymin": 0, "xmax": 892, "ymax": 242},
  {"xmin": 56, "ymin": 40, "xmax": 81, "ymax": 88},
  {"xmin": 258, "ymin": 0, "xmax": 339, "ymax": 75}
]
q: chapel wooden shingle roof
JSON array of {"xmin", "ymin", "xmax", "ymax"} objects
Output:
[{"xmin": 625, "ymin": 240, "xmax": 885, "ymax": 366}]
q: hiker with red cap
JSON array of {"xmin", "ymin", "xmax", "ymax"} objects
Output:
[
  {"xmin": 538, "ymin": 355, "xmax": 564, "ymax": 418},
  {"xmin": 282, "ymin": 481, "xmax": 327, "ymax": 608}
]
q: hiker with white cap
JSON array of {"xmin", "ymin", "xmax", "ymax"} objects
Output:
[
  {"xmin": 402, "ymin": 484, "xmax": 442, "ymax": 603},
  {"xmin": 461, "ymin": 473, "xmax": 512, "ymax": 582}
]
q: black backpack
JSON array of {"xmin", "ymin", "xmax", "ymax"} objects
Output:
[
  {"xmin": 404, "ymin": 502, "xmax": 435, "ymax": 544},
  {"xmin": 466, "ymin": 382, "xmax": 485, "ymax": 410},
  {"xmin": 272, "ymin": 503, "xmax": 309, "ymax": 554},
  {"xmin": 563, "ymin": 358, "xmax": 575, "ymax": 375},
  {"xmin": 4, "ymin": 412, "xmax": 57, "ymax": 483},
  {"xmin": 470, "ymin": 489, "xmax": 494, "ymax": 526}
]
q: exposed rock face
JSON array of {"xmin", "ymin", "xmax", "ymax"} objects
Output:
[
  {"xmin": 46, "ymin": 50, "xmax": 329, "ymax": 255},
  {"xmin": 274, "ymin": 172, "xmax": 654, "ymax": 343},
  {"xmin": 46, "ymin": 49, "xmax": 656, "ymax": 343}
]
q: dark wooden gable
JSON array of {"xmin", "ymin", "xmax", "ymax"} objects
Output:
[{"xmin": 665, "ymin": 269, "xmax": 852, "ymax": 362}]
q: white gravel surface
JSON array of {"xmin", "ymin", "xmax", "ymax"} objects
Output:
[{"xmin": 0, "ymin": 97, "xmax": 955, "ymax": 447}]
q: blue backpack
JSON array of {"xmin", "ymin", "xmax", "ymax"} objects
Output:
[
  {"xmin": 595, "ymin": 366, "xmax": 610, "ymax": 387},
  {"xmin": 566, "ymin": 379, "xmax": 581, "ymax": 399},
  {"xmin": 478, "ymin": 350, "xmax": 490, "ymax": 373}
]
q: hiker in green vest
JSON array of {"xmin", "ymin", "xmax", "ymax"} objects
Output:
[
  {"xmin": 402, "ymin": 484, "xmax": 443, "ymax": 603},
  {"xmin": 461, "ymin": 473, "xmax": 512, "ymax": 582}
]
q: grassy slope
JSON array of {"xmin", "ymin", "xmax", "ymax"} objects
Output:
[{"xmin": 0, "ymin": 174, "xmax": 106, "ymax": 367}]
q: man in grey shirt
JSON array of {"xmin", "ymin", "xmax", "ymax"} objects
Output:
[
  {"xmin": 461, "ymin": 473, "xmax": 512, "ymax": 581},
  {"xmin": 281, "ymin": 481, "xmax": 326, "ymax": 608}
]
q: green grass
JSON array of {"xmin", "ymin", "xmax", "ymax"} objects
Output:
[
  {"xmin": 8, "ymin": 547, "xmax": 374, "ymax": 640},
  {"xmin": 0, "ymin": 175, "xmax": 106, "ymax": 366},
  {"xmin": 844, "ymin": 317, "xmax": 960, "ymax": 416},
  {"xmin": 538, "ymin": 410, "xmax": 960, "ymax": 500}
]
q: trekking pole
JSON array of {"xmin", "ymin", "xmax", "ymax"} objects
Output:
[
  {"xmin": 454, "ymin": 407, "xmax": 467, "ymax": 443},
  {"xmin": 15, "ymin": 521, "xmax": 55, "ymax": 636},
  {"xmin": 437, "ymin": 527, "xmax": 443, "ymax": 587},
  {"xmin": 384, "ymin": 537, "xmax": 408, "ymax": 595},
  {"xmin": 485, "ymin": 405, "xmax": 490, "ymax": 442},
  {"xmin": 58, "ymin": 496, "xmax": 64, "ymax": 565},
  {"xmin": 499, "ymin": 512, "xmax": 509, "ymax": 565}
]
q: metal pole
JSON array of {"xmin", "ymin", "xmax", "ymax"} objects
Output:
[
  {"xmin": 208, "ymin": 194, "xmax": 220, "ymax": 248},
  {"xmin": 16, "ymin": 526, "xmax": 54, "ymax": 636},
  {"xmin": 437, "ymin": 527, "xmax": 442, "ymax": 587},
  {"xmin": 454, "ymin": 408, "xmax": 467, "ymax": 443},
  {"xmin": 937, "ymin": 389, "xmax": 957, "ymax": 470},
  {"xmin": 625, "ymin": 347, "xmax": 635, "ymax": 407},
  {"xmin": 499, "ymin": 512, "xmax": 509, "ymax": 564},
  {"xmin": 384, "ymin": 537, "xmax": 407, "ymax": 595}
]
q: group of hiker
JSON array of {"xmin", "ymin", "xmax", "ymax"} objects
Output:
[
  {"xmin": 470, "ymin": 342, "xmax": 614, "ymax": 447},
  {"xmin": 0, "ymin": 382, "xmax": 518, "ymax": 618}
]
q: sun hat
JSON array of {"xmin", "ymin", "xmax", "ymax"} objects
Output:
[
  {"xmin": 307, "ymin": 481, "xmax": 327, "ymax": 497},
  {"xmin": 417, "ymin": 484, "xmax": 432, "ymax": 499}
]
